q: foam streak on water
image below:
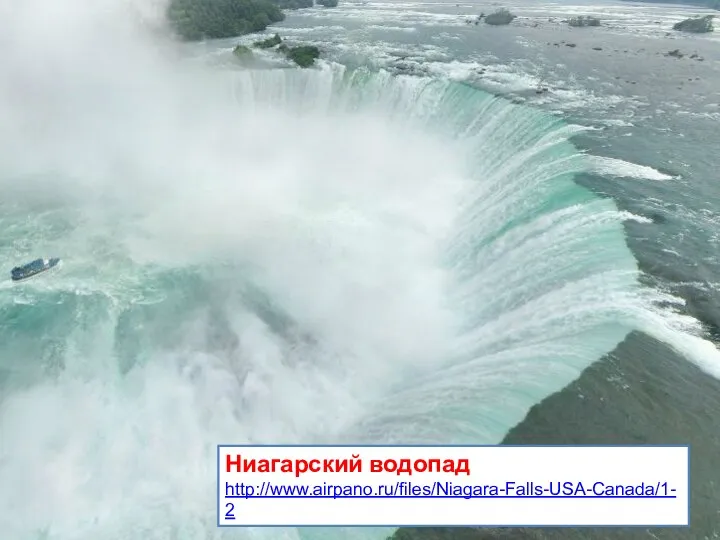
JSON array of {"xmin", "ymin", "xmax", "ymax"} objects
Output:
[{"xmin": 0, "ymin": 2, "xmax": 718, "ymax": 540}]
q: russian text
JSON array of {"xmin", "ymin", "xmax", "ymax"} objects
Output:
[{"xmin": 217, "ymin": 445, "xmax": 689, "ymax": 527}]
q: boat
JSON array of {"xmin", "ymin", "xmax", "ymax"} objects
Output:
[{"xmin": 11, "ymin": 257, "xmax": 61, "ymax": 281}]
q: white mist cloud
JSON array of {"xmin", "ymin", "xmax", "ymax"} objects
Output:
[
  {"xmin": 0, "ymin": 0, "xmax": 467, "ymax": 367},
  {"xmin": 0, "ymin": 3, "xmax": 466, "ymax": 538}
]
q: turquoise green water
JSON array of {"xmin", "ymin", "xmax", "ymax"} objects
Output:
[{"xmin": 0, "ymin": 61, "xmax": 654, "ymax": 539}]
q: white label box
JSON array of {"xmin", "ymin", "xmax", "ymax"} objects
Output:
[{"xmin": 217, "ymin": 445, "xmax": 689, "ymax": 527}]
